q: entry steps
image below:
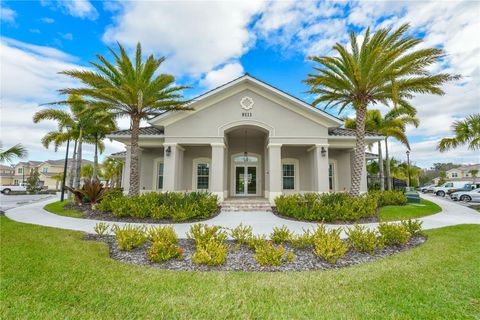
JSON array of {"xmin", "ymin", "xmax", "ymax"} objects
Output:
[{"xmin": 221, "ymin": 198, "xmax": 272, "ymax": 212}]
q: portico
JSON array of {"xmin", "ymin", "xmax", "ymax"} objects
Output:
[{"xmin": 108, "ymin": 74, "xmax": 382, "ymax": 204}]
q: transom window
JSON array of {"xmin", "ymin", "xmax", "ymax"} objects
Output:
[{"xmin": 282, "ymin": 164, "xmax": 295, "ymax": 190}]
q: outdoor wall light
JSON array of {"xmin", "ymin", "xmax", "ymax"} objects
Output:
[
  {"xmin": 166, "ymin": 146, "xmax": 172, "ymax": 157},
  {"xmin": 321, "ymin": 146, "xmax": 326, "ymax": 157}
]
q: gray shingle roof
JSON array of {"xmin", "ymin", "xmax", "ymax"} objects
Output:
[
  {"xmin": 110, "ymin": 151, "xmax": 126, "ymax": 158},
  {"xmin": 328, "ymin": 128, "xmax": 380, "ymax": 137},
  {"xmin": 110, "ymin": 126, "xmax": 164, "ymax": 136}
]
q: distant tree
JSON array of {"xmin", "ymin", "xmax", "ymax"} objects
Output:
[
  {"xmin": 102, "ymin": 157, "xmax": 123, "ymax": 188},
  {"xmin": 469, "ymin": 169, "xmax": 478, "ymax": 183},
  {"xmin": 51, "ymin": 173, "xmax": 64, "ymax": 190},
  {"xmin": 438, "ymin": 171, "xmax": 447, "ymax": 186},
  {"xmin": 0, "ymin": 143, "xmax": 28, "ymax": 163},
  {"xmin": 26, "ymin": 169, "xmax": 40, "ymax": 194},
  {"xmin": 432, "ymin": 163, "xmax": 461, "ymax": 171}
]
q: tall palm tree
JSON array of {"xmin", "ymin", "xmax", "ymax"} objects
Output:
[
  {"xmin": 0, "ymin": 143, "xmax": 28, "ymax": 163},
  {"xmin": 304, "ymin": 24, "xmax": 458, "ymax": 196},
  {"xmin": 438, "ymin": 113, "xmax": 480, "ymax": 152},
  {"xmin": 345, "ymin": 106, "xmax": 419, "ymax": 191},
  {"xmin": 52, "ymin": 43, "xmax": 190, "ymax": 195},
  {"xmin": 102, "ymin": 157, "xmax": 123, "ymax": 188}
]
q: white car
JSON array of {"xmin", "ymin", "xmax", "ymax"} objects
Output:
[
  {"xmin": 0, "ymin": 183, "xmax": 28, "ymax": 194},
  {"xmin": 451, "ymin": 188, "xmax": 480, "ymax": 202},
  {"xmin": 420, "ymin": 184, "xmax": 436, "ymax": 193},
  {"xmin": 432, "ymin": 181, "xmax": 472, "ymax": 197}
]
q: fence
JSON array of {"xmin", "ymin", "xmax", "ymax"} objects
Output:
[{"xmin": 367, "ymin": 176, "xmax": 407, "ymax": 191}]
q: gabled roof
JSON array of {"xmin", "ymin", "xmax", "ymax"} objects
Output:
[{"xmin": 149, "ymin": 74, "xmax": 343, "ymax": 127}]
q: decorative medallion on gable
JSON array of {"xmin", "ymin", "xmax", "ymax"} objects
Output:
[{"xmin": 240, "ymin": 96, "xmax": 254, "ymax": 110}]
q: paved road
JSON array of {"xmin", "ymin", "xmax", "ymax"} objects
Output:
[
  {"xmin": 4, "ymin": 193, "xmax": 480, "ymax": 238},
  {"xmin": 0, "ymin": 194, "xmax": 55, "ymax": 211}
]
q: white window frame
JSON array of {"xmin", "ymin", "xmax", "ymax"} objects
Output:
[
  {"xmin": 152, "ymin": 157, "xmax": 164, "ymax": 191},
  {"xmin": 281, "ymin": 158, "xmax": 299, "ymax": 192},
  {"xmin": 328, "ymin": 159, "xmax": 338, "ymax": 192},
  {"xmin": 192, "ymin": 157, "xmax": 211, "ymax": 191}
]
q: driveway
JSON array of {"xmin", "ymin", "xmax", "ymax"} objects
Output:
[
  {"xmin": 0, "ymin": 194, "xmax": 55, "ymax": 211},
  {"xmin": 4, "ymin": 193, "xmax": 480, "ymax": 238}
]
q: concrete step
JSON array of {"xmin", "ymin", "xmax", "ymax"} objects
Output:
[{"xmin": 221, "ymin": 198, "xmax": 272, "ymax": 212}]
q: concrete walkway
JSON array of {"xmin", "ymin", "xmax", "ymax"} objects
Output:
[{"xmin": 4, "ymin": 194, "xmax": 480, "ymax": 238}]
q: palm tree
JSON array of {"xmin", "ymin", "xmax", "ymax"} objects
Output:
[
  {"xmin": 345, "ymin": 106, "xmax": 419, "ymax": 191},
  {"xmin": 304, "ymin": 24, "xmax": 458, "ymax": 196},
  {"xmin": 52, "ymin": 43, "xmax": 190, "ymax": 195},
  {"xmin": 438, "ymin": 113, "xmax": 480, "ymax": 152},
  {"xmin": 102, "ymin": 157, "xmax": 123, "ymax": 188},
  {"xmin": 0, "ymin": 143, "xmax": 28, "ymax": 163}
]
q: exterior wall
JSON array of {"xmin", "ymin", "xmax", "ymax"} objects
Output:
[
  {"xmin": 329, "ymin": 149, "xmax": 353, "ymax": 192},
  {"xmin": 139, "ymin": 148, "xmax": 163, "ymax": 191},
  {"xmin": 182, "ymin": 146, "xmax": 211, "ymax": 191},
  {"xmin": 281, "ymin": 146, "xmax": 313, "ymax": 193}
]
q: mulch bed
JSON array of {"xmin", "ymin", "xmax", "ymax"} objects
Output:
[
  {"xmin": 84, "ymin": 234, "xmax": 427, "ymax": 272},
  {"xmin": 271, "ymin": 207, "xmax": 380, "ymax": 224},
  {"xmin": 65, "ymin": 203, "xmax": 221, "ymax": 224}
]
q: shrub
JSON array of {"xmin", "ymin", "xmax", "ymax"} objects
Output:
[
  {"xmin": 378, "ymin": 223, "xmax": 410, "ymax": 246},
  {"xmin": 113, "ymin": 224, "xmax": 147, "ymax": 251},
  {"xmin": 254, "ymin": 242, "xmax": 286, "ymax": 266},
  {"xmin": 246, "ymin": 234, "xmax": 268, "ymax": 250},
  {"xmin": 151, "ymin": 205, "xmax": 170, "ymax": 220},
  {"xmin": 270, "ymin": 225, "xmax": 292, "ymax": 244},
  {"xmin": 312, "ymin": 225, "xmax": 349, "ymax": 264},
  {"xmin": 401, "ymin": 219, "xmax": 424, "ymax": 236},
  {"xmin": 346, "ymin": 224, "xmax": 378, "ymax": 254},
  {"xmin": 371, "ymin": 190, "xmax": 407, "ymax": 207},
  {"xmin": 97, "ymin": 189, "xmax": 123, "ymax": 212},
  {"xmin": 229, "ymin": 223, "xmax": 253, "ymax": 251},
  {"xmin": 145, "ymin": 226, "xmax": 183, "ymax": 263},
  {"xmin": 289, "ymin": 229, "xmax": 314, "ymax": 249},
  {"xmin": 94, "ymin": 222, "xmax": 109, "ymax": 236},
  {"xmin": 191, "ymin": 240, "xmax": 228, "ymax": 266},
  {"xmin": 187, "ymin": 224, "xmax": 227, "ymax": 247}
]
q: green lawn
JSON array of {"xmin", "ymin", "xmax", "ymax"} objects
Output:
[
  {"xmin": 378, "ymin": 199, "xmax": 442, "ymax": 222},
  {"xmin": 43, "ymin": 200, "xmax": 83, "ymax": 218},
  {"xmin": 1, "ymin": 217, "xmax": 479, "ymax": 319}
]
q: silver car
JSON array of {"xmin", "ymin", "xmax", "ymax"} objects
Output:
[{"xmin": 451, "ymin": 188, "xmax": 480, "ymax": 202}]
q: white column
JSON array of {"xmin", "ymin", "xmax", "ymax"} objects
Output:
[
  {"xmin": 123, "ymin": 146, "xmax": 131, "ymax": 195},
  {"xmin": 268, "ymin": 143, "xmax": 282, "ymax": 204},
  {"xmin": 163, "ymin": 143, "xmax": 178, "ymax": 191},
  {"xmin": 211, "ymin": 143, "xmax": 225, "ymax": 201},
  {"xmin": 313, "ymin": 144, "xmax": 329, "ymax": 193}
]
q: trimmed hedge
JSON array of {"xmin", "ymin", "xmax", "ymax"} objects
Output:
[
  {"xmin": 97, "ymin": 191, "xmax": 218, "ymax": 222},
  {"xmin": 274, "ymin": 191, "xmax": 407, "ymax": 222}
]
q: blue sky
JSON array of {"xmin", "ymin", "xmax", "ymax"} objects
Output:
[{"xmin": 1, "ymin": 0, "xmax": 479, "ymax": 168}]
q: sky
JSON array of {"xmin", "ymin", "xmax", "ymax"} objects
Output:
[{"xmin": 1, "ymin": 0, "xmax": 479, "ymax": 169}]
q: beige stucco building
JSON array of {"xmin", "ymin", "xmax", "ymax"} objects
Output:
[{"xmin": 109, "ymin": 75, "xmax": 383, "ymax": 204}]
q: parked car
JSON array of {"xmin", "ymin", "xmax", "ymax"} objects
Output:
[
  {"xmin": 420, "ymin": 184, "xmax": 436, "ymax": 193},
  {"xmin": 447, "ymin": 183, "xmax": 480, "ymax": 196},
  {"xmin": 0, "ymin": 183, "xmax": 28, "ymax": 194},
  {"xmin": 451, "ymin": 188, "xmax": 480, "ymax": 202},
  {"xmin": 432, "ymin": 181, "xmax": 472, "ymax": 197}
]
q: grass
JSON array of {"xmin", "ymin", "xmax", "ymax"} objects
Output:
[
  {"xmin": 469, "ymin": 205, "xmax": 480, "ymax": 213},
  {"xmin": 43, "ymin": 200, "xmax": 83, "ymax": 218},
  {"xmin": 378, "ymin": 198, "xmax": 442, "ymax": 222},
  {"xmin": 1, "ymin": 217, "xmax": 479, "ymax": 319}
]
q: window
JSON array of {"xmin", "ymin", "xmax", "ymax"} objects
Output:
[
  {"xmin": 282, "ymin": 164, "xmax": 295, "ymax": 190},
  {"xmin": 153, "ymin": 158, "xmax": 164, "ymax": 190},
  {"xmin": 329, "ymin": 163, "xmax": 335, "ymax": 190},
  {"xmin": 451, "ymin": 172, "xmax": 458, "ymax": 178},
  {"xmin": 42, "ymin": 167, "xmax": 48, "ymax": 173},
  {"xmin": 18, "ymin": 168, "xmax": 23, "ymax": 174},
  {"xmin": 157, "ymin": 162, "xmax": 164, "ymax": 189},
  {"xmin": 193, "ymin": 158, "xmax": 211, "ymax": 190}
]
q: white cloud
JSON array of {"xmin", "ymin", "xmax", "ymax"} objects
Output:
[
  {"xmin": 103, "ymin": 1, "xmax": 264, "ymax": 76},
  {"xmin": 41, "ymin": 0, "xmax": 98, "ymax": 20},
  {"xmin": 60, "ymin": 32, "xmax": 73, "ymax": 40},
  {"xmin": 200, "ymin": 63, "xmax": 244, "ymax": 89},
  {"xmin": 1, "ymin": 6, "xmax": 16, "ymax": 22},
  {"xmin": 0, "ymin": 39, "xmax": 123, "ymax": 162},
  {"xmin": 41, "ymin": 17, "xmax": 55, "ymax": 24}
]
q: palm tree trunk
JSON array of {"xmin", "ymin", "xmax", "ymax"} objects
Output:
[
  {"xmin": 385, "ymin": 137, "xmax": 392, "ymax": 190},
  {"xmin": 93, "ymin": 134, "xmax": 98, "ymax": 181},
  {"xmin": 129, "ymin": 113, "xmax": 141, "ymax": 196},
  {"xmin": 68, "ymin": 139, "xmax": 78, "ymax": 188},
  {"xmin": 378, "ymin": 141, "xmax": 384, "ymax": 191},
  {"xmin": 74, "ymin": 129, "xmax": 83, "ymax": 188},
  {"xmin": 350, "ymin": 105, "xmax": 367, "ymax": 196}
]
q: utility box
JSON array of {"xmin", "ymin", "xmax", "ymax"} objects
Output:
[{"xmin": 405, "ymin": 189, "xmax": 421, "ymax": 204}]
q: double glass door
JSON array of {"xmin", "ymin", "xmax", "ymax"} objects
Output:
[{"xmin": 235, "ymin": 165, "xmax": 257, "ymax": 196}]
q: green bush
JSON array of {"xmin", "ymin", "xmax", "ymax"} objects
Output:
[
  {"xmin": 97, "ymin": 189, "xmax": 124, "ymax": 212},
  {"xmin": 103, "ymin": 191, "xmax": 218, "ymax": 221},
  {"xmin": 270, "ymin": 225, "xmax": 292, "ymax": 244},
  {"xmin": 113, "ymin": 224, "xmax": 146, "ymax": 251},
  {"xmin": 401, "ymin": 219, "xmax": 424, "ymax": 236},
  {"xmin": 94, "ymin": 222, "xmax": 109, "ymax": 236},
  {"xmin": 145, "ymin": 226, "xmax": 183, "ymax": 263},
  {"xmin": 191, "ymin": 240, "xmax": 228, "ymax": 266},
  {"xmin": 254, "ymin": 242, "xmax": 288, "ymax": 266},
  {"xmin": 346, "ymin": 224, "xmax": 378, "ymax": 254},
  {"xmin": 246, "ymin": 234, "xmax": 268, "ymax": 250},
  {"xmin": 312, "ymin": 225, "xmax": 349, "ymax": 264},
  {"xmin": 275, "ymin": 193, "xmax": 377, "ymax": 222},
  {"xmin": 229, "ymin": 223, "xmax": 253, "ymax": 251},
  {"xmin": 378, "ymin": 223, "xmax": 410, "ymax": 246},
  {"xmin": 187, "ymin": 224, "xmax": 227, "ymax": 248},
  {"xmin": 289, "ymin": 229, "xmax": 314, "ymax": 249},
  {"xmin": 371, "ymin": 190, "xmax": 407, "ymax": 207}
]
